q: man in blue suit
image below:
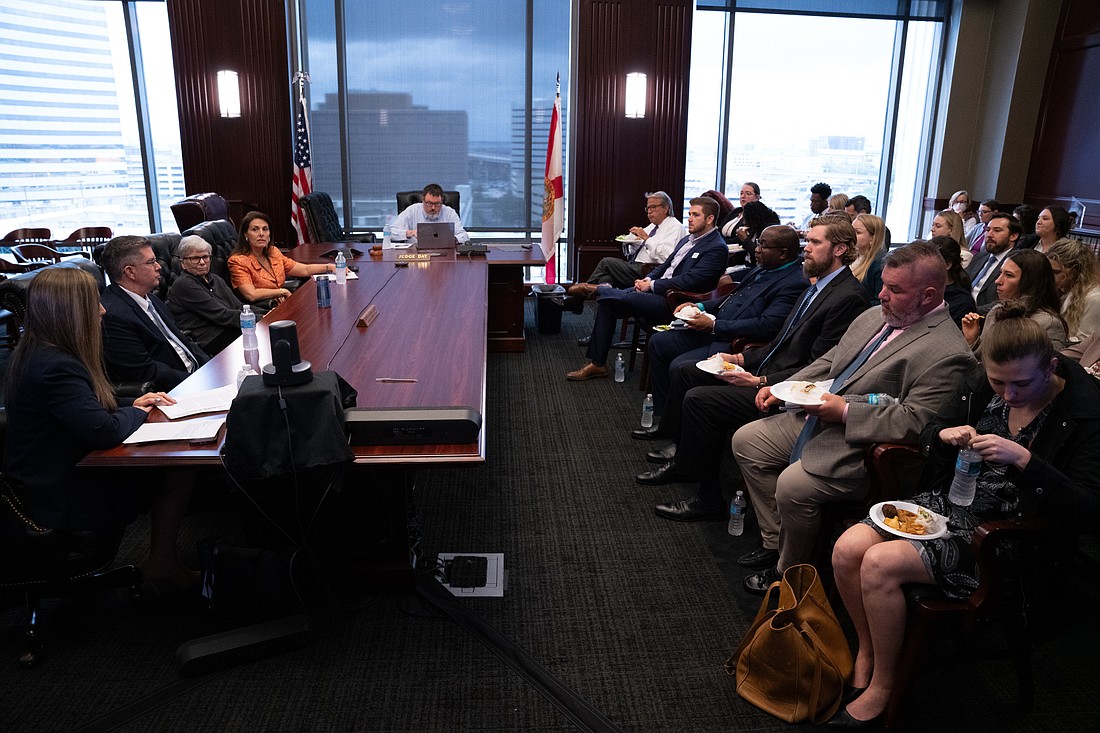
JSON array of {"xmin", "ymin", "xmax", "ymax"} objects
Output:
[
  {"xmin": 101, "ymin": 235, "xmax": 210, "ymax": 391},
  {"xmin": 566, "ymin": 197, "xmax": 729, "ymax": 381},
  {"xmin": 643, "ymin": 224, "xmax": 808, "ymax": 417}
]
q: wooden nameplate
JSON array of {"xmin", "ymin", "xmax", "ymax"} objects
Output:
[{"xmin": 357, "ymin": 304, "xmax": 380, "ymax": 328}]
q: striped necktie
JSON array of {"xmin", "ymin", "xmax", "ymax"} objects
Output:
[{"xmin": 757, "ymin": 284, "xmax": 816, "ymax": 373}]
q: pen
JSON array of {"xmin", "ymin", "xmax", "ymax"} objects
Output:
[{"xmin": 375, "ymin": 377, "xmax": 418, "ymax": 383}]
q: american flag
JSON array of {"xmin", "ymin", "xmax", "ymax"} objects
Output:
[{"xmin": 290, "ymin": 92, "xmax": 313, "ymax": 245}]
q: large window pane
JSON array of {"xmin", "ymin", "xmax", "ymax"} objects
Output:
[{"xmin": 0, "ymin": 0, "xmax": 180, "ymax": 240}]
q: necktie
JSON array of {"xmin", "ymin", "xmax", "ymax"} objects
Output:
[
  {"xmin": 970, "ymin": 226, "xmax": 986, "ymax": 254},
  {"xmin": 147, "ymin": 301, "xmax": 197, "ymax": 373},
  {"xmin": 971, "ymin": 254, "xmax": 998, "ymax": 297},
  {"xmin": 789, "ymin": 324, "xmax": 896, "ymax": 463},
  {"xmin": 757, "ymin": 284, "xmax": 817, "ymax": 373}
]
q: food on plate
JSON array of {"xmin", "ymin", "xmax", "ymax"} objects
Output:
[
  {"xmin": 880, "ymin": 503, "xmax": 930, "ymax": 535},
  {"xmin": 723, "ymin": 361, "xmax": 738, "ymax": 372},
  {"xmin": 798, "ymin": 382, "xmax": 818, "ymax": 394}
]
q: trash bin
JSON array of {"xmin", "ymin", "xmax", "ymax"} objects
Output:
[{"xmin": 531, "ymin": 283, "xmax": 566, "ymax": 334}]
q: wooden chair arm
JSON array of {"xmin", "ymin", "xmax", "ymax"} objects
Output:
[
  {"xmin": 965, "ymin": 518, "xmax": 1053, "ymax": 615},
  {"xmin": 864, "ymin": 443, "xmax": 923, "ymax": 504}
]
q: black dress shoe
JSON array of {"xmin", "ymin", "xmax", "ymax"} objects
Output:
[
  {"xmin": 842, "ymin": 685, "xmax": 867, "ymax": 705},
  {"xmin": 825, "ymin": 706, "xmax": 883, "ymax": 730},
  {"xmin": 631, "ymin": 425, "xmax": 665, "ymax": 440},
  {"xmin": 653, "ymin": 495, "xmax": 726, "ymax": 522},
  {"xmin": 636, "ymin": 461, "xmax": 687, "ymax": 485},
  {"xmin": 737, "ymin": 547, "xmax": 779, "ymax": 569},
  {"xmin": 561, "ymin": 295, "xmax": 585, "ymax": 314},
  {"xmin": 576, "ymin": 335, "xmax": 591, "ymax": 346},
  {"xmin": 743, "ymin": 566, "xmax": 782, "ymax": 594},
  {"xmin": 646, "ymin": 444, "xmax": 676, "ymax": 463}
]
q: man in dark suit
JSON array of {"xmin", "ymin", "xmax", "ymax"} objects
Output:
[
  {"xmin": 642, "ymin": 224, "xmax": 808, "ymax": 418},
  {"xmin": 730, "ymin": 241, "xmax": 975, "ymax": 593},
  {"xmin": 566, "ymin": 197, "xmax": 729, "ymax": 380},
  {"xmin": 965, "ymin": 212, "xmax": 1020, "ymax": 310},
  {"xmin": 645, "ymin": 218, "xmax": 871, "ymax": 551},
  {"xmin": 101, "ymin": 235, "xmax": 210, "ymax": 391}
]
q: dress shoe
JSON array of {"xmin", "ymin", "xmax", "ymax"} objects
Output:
[
  {"xmin": 566, "ymin": 363, "xmax": 608, "ymax": 381},
  {"xmin": 636, "ymin": 461, "xmax": 687, "ymax": 485},
  {"xmin": 646, "ymin": 444, "xmax": 676, "ymax": 463},
  {"xmin": 560, "ymin": 295, "xmax": 585, "ymax": 314},
  {"xmin": 577, "ymin": 335, "xmax": 591, "ymax": 346},
  {"xmin": 653, "ymin": 495, "xmax": 726, "ymax": 522},
  {"xmin": 824, "ymin": 706, "xmax": 884, "ymax": 730},
  {"xmin": 737, "ymin": 547, "xmax": 779, "ymax": 569},
  {"xmin": 631, "ymin": 425, "xmax": 665, "ymax": 440},
  {"xmin": 743, "ymin": 566, "xmax": 782, "ymax": 595},
  {"xmin": 566, "ymin": 282, "xmax": 598, "ymax": 298},
  {"xmin": 842, "ymin": 685, "xmax": 868, "ymax": 705}
]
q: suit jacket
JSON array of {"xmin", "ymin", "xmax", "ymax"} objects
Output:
[
  {"xmin": 742, "ymin": 267, "xmax": 871, "ymax": 384},
  {"xmin": 964, "ymin": 250, "xmax": 1009, "ymax": 308},
  {"xmin": 785, "ymin": 305, "xmax": 977, "ymax": 481},
  {"xmin": 168, "ymin": 271, "xmax": 243, "ymax": 354},
  {"xmin": 700, "ymin": 262, "xmax": 807, "ymax": 343},
  {"xmin": 646, "ymin": 228, "xmax": 728, "ymax": 296},
  {"xmin": 2, "ymin": 345, "xmax": 147, "ymax": 529},
  {"xmin": 102, "ymin": 283, "xmax": 210, "ymax": 391},
  {"xmin": 965, "ymin": 222, "xmax": 987, "ymax": 252}
]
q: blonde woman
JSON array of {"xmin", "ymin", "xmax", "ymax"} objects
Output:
[
  {"xmin": 1047, "ymin": 238, "xmax": 1100, "ymax": 343},
  {"xmin": 949, "ymin": 190, "xmax": 978, "ymax": 234},
  {"xmin": 931, "ymin": 209, "xmax": 971, "ymax": 267},
  {"xmin": 851, "ymin": 214, "xmax": 887, "ymax": 304},
  {"xmin": 826, "ymin": 193, "xmax": 850, "ymax": 216}
]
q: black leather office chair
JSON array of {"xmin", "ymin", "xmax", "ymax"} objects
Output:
[
  {"xmin": 170, "ymin": 192, "xmax": 230, "ymax": 233},
  {"xmin": 395, "ymin": 190, "xmax": 461, "ymax": 214},
  {"xmin": 299, "ymin": 192, "xmax": 374, "ymax": 245},
  {"xmin": 182, "ymin": 219, "xmax": 237, "ymax": 283},
  {"xmin": 0, "ymin": 259, "xmax": 106, "ymax": 350}
]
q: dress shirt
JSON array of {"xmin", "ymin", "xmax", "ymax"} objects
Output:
[
  {"xmin": 634, "ymin": 217, "xmax": 688, "ymax": 265},
  {"xmin": 121, "ymin": 287, "xmax": 197, "ymax": 373},
  {"xmin": 659, "ymin": 228, "xmax": 714, "ymax": 279},
  {"xmin": 388, "ymin": 203, "xmax": 469, "ymax": 243},
  {"xmin": 971, "ymin": 250, "xmax": 1009, "ymax": 298}
]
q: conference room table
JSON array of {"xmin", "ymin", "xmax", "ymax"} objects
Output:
[{"xmin": 83, "ymin": 255, "xmax": 502, "ymax": 589}]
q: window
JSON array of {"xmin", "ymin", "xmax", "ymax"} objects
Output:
[
  {"xmin": 0, "ymin": 0, "xmax": 183, "ymax": 242},
  {"xmin": 299, "ymin": 0, "xmax": 570, "ymax": 247},
  {"xmin": 685, "ymin": 2, "xmax": 945, "ymax": 239}
]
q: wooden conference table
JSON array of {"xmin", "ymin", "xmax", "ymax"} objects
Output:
[{"xmin": 84, "ymin": 252, "xmax": 514, "ymax": 588}]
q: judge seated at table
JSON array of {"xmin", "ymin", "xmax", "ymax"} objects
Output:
[
  {"xmin": 168, "ymin": 235, "xmax": 243, "ymax": 355},
  {"xmin": 227, "ymin": 210, "xmax": 335, "ymax": 311},
  {"xmin": 387, "ymin": 182, "xmax": 469, "ymax": 245}
]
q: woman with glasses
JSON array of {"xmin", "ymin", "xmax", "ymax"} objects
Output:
[
  {"xmin": 228, "ymin": 210, "xmax": 334, "ymax": 311},
  {"xmin": 168, "ymin": 235, "xmax": 244, "ymax": 355}
]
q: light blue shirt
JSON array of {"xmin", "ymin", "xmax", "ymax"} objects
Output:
[{"xmin": 388, "ymin": 203, "xmax": 469, "ymax": 243}]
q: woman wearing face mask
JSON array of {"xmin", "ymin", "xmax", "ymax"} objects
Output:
[
  {"xmin": 948, "ymin": 190, "xmax": 978, "ymax": 234},
  {"xmin": 961, "ymin": 249, "xmax": 1068, "ymax": 355}
]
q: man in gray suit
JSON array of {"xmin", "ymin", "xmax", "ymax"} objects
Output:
[{"xmin": 731, "ymin": 242, "xmax": 976, "ymax": 593}]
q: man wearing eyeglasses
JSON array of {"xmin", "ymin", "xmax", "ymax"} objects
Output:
[
  {"xmin": 101, "ymin": 235, "xmax": 210, "ymax": 391},
  {"xmin": 566, "ymin": 191, "xmax": 687, "ymax": 300},
  {"xmin": 168, "ymin": 235, "xmax": 243, "ymax": 355},
  {"xmin": 388, "ymin": 182, "xmax": 469, "ymax": 244}
]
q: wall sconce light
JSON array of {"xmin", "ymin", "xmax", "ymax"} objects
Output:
[
  {"xmin": 217, "ymin": 70, "xmax": 241, "ymax": 118},
  {"xmin": 625, "ymin": 72, "xmax": 647, "ymax": 119}
]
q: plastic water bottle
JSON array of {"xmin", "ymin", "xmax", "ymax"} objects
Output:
[
  {"xmin": 614, "ymin": 353, "xmax": 626, "ymax": 382},
  {"xmin": 641, "ymin": 393, "xmax": 654, "ymax": 427},
  {"xmin": 316, "ymin": 275, "xmax": 331, "ymax": 308},
  {"xmin": 728, "ymin": 491, "xmax": 747, "ymax": 536},
  {"xmin": 866, "ymin": 393, "xmax": 898, "ymax": 406},
  {"xmin": 240, "ymin": 305, "xmax": 259, "ymax": 372},
  {"xmin": 948, "ymin": 448, "xmax": 982, "ymax": 506},
  {"xmin": 334, "ymin": 251, "xmax": 347, "ymax": 284},
  {"xmin": 382, "ymin": 230, "xmax": 392, "ymax": 249},
  {"xmin": 236, "ymin": 364, "xmax": 253, "ymax": 390}
]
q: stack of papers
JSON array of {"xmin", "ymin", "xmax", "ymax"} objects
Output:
[
  {"xmin": 123, "ymin": 417, "xmax": 225, "ymax": 445},
  {"xmin": 157, "ymin": 384, "xmax": 237, "ymax": 420}
]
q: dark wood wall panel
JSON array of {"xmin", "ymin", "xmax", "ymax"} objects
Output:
[
  {"xmin": 1025, "ymin": 0, "xmax": 1100, "ymax": 231},
  {"xmin": 572, "ymin": 0, "xmax": 694, "ymax": 280},
  {"xmin": 167, "ymin": 0, "xmax": 293, "ymax": 246}
]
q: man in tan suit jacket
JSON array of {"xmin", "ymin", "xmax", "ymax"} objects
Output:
[{"xmin": 732, "ymin": 242, "xmax": 977, "ymax": 593}]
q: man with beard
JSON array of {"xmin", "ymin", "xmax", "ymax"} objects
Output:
[
  {"xmin": 646, "ymin": 217, "xmax": 870, "ymax": 544},
  {"xmin": 730, "ymin": 241, "xmax": 976, "ymax": 593},
  {"xmin": 965, "ymin": 212, "xmax": 1021, "ymax": 309}
]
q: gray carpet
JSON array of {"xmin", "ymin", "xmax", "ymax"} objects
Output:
[{"xmin": 2, "ymin": 298, "xmax": 1099, "ymax": 731}]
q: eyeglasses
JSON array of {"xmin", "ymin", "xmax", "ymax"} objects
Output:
[
  {"xmin": 423, "ymin": 200, "xmax": 443, "ymax": 209},
  {"xmin": 645, "ymin": 204, "xmax": 665, "ymax": 211},
  {"xmin": 182, "ymin": 255, "xmax": 211, "ymax": 262}
]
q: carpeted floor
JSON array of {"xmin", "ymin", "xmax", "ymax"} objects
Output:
[{"xmin": 2, "ymin": 298, "xmax": 1099, "ymax": 732}]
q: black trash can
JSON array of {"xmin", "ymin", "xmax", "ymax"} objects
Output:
[{"xmin": 531, "ymin": 283, "xmax": 566, "ymax": 334}]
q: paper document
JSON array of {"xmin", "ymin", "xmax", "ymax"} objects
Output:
[
  {"xmin": 157, "ymin": 384, "xmax": 237, "ymax": 420},
  {"xmin": 123, "ymin": 417, "xmax": 225, "ymax": 445},
  {"xmin": 314, "ymin": 270, "xmax": 358, "ymax": 280}
]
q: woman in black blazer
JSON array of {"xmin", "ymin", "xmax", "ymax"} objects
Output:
[{"xmin": 2, "ymin": 267, "xmax": 194, "ymax": 588}]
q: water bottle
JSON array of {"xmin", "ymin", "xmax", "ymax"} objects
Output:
[
  {"xmin": 236, "ymin": 364, "xmax": 254, "ymax": 390},
  {"xmin": 316, "ymin": 275, "xmax": 331, "ymax": 308},
  {"xmin": 239, "ymin": 305, "xmax": 259, "ymax": 372},
  {"xmin": 382, "ymin": 230, "xmax": 392, "ymax": 249},
  {"xmin": 614, "ymin": 353, "xmax": 626, "ymax": 382},
  {"xmin": 948, "ymin": 448, "xmax": 982, "ymax": 506},
  {"xmin": 641, "ymin": 393, "xmax": 654, "ymax": 427},
  {"xmin": 866, "ymin": 393, "xmax": 898, "ymax": 406},
  {"xmin": 334, "ymin": 251, "xmax": 347, "ymax": 284},
  {"xmin": 728, "ymin": 491, "xmax": 747, "ymax": 536}
]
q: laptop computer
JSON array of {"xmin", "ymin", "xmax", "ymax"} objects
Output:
[{"xmin": 416, "ymin": 221, "xmax": 458, "ymax": 251}]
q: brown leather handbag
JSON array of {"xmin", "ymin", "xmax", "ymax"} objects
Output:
[{"xmin": 724, "ymin": 564, "xmax": 853, "ymax": 724}]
